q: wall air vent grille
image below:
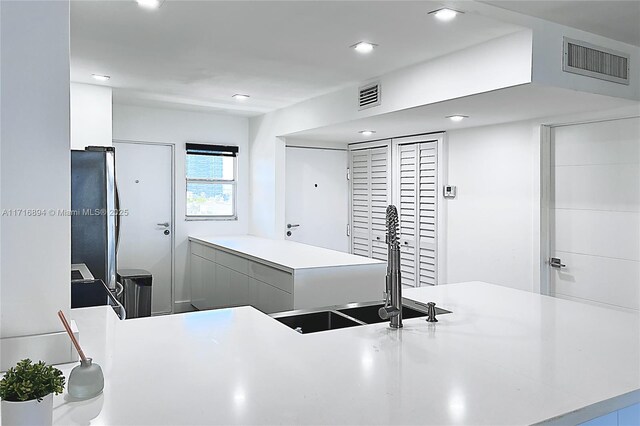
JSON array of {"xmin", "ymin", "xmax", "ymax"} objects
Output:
[
  {"xmin": 563, "ymin": 37, "xmax": 630, "ymax": 85},
  {"xmin": 358, "ymin": 82, "xmax": 381, "ymax": 110}
]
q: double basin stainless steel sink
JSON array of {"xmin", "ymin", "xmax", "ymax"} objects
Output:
[{"xmin": 270, "ymin": 299, "xmax": 451, "ymax": 334}]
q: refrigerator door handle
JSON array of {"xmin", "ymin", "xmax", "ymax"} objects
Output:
[{"xmin": 115, "ymin": 181, "xmax": 121, "ymax": 253}]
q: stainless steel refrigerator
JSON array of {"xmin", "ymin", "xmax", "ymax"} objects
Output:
[{"xmin": 71, "ymin": 146, "xmax": 119, "ymax": 290}]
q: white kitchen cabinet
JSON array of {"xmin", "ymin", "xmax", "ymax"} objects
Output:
[
  {"xmin": 249, "ymin": 277, "xmax": 293, "ymax": 314},
  {"xmin": 213, "ymin": 264, "xmax": 232, "ymax": 308},
  {"xmin": 228, "ymin": 268, "xmax": 250, "ymax": 307},
  {"xmin": 189, "ymin": 252, "xmax": 204, "ymax": 309},
  {"xmin": 188, "ymin": 236, "xmax": 385, "ymax": 314},
  {"xmin": 189, "ymin": 241, "xmax": 294, "ymax": 314}
]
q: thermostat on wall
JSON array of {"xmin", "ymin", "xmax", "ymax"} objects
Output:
[{"xmin": 443, "ymin": 185, "xmax": 457, "ymax": 199}]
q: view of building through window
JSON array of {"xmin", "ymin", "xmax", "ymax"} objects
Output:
[{"xmin": 186, "ymin": 153, "xmax": 235, "ymax": 217}]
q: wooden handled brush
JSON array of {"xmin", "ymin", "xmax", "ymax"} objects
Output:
[{"xmin": 57, "ymin": 310, "xmax": 87, "ymax": 362}]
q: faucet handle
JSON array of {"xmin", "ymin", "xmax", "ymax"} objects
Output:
[
  {"xmin": 426, "ymin": 302, "xmax": 438, "ymax": 323},
  {"xmin": 379, "ymin": 306, "xmax": 400, "ymax": 320}
]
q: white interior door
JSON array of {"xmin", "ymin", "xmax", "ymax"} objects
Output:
[
  {"xmin": 549, "ymin": 117, "xmax": 639, "ymax": 311},
  {"xmin": 284, "ymin": 146, "xmax": 349, "ymax": 252},
  {"xmin": 114, "ymin": 141, "xmax": 173, "ymax": 315}
]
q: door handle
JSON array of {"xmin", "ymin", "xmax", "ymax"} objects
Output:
[
  {"xmin": 115, "ymin": 181, "xmax": 121, "ymax": 253},
  {"xmin": 287, "ymin": 224, "xmax": 300, "ymax": 229},
  {"xmin": 157, "ymin": 222, "xmax": 170, "ymax": 228},
  {"xmin": 550, "ymin": 257, "xmax": 566, "ymax": 268}
]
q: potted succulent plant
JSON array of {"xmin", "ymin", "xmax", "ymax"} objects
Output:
[{"xmin": 0, "ymin": 359, "xmax": 65, "ymax": 426}]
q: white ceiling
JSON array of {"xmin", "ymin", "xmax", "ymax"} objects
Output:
[
  {"xmin": 70, "ymin": 1, "xmax": 523, "ymax": 115},
  {"xmin": 287, "ymin": 84, "xmax": 638, "ymax": 143},
  {"xmin": 482, "ymin": 1, "xmax": 640, "ymax": 46}
]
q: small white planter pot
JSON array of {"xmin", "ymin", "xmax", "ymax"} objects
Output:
[{"xmin": 1, "ymin": 393, "xmax": 53, "ymax": 426}]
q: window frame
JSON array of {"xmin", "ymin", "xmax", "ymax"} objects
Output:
[{"xmin": 185, "ymin": 143, "xmax": 238, "ymax": 221}]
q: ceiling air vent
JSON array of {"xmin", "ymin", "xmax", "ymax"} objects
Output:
[
  {"xmin": 358, "ymin": 82, "xmax": 381, "ymax": 110},
  {"xmin": 563, "ymin": 37, "xmax": 630, "ymax": 85}
]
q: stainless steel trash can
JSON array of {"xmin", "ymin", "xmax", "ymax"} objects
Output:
[{"xmin": 117, "ymin": 269, "xmax": 152, "ymax": 319}]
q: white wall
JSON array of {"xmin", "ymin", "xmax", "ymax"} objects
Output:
[
  {"xmin": 70, "ymin": 83, "xmax": 112, "ymax": 149},
  {"xmin": 443, "ymin": 105, "xmax": 639, "ymax": 293},
  {"xmin": 1, "ymin": 0, "xmax": 71, "ymax": 343},
  {"xmin": 445, "ymin": 121, "xmax": 539, "ymax": 292},
  {"xmin": 112, "ymin": 104, "xmax": 249, "ymax": 311},
  {"xmin": 248, "ymin": 113, "xmax": 286, "ymax": 239},
  {"xmin": 249, "ymin": 31, "xmax": 533, "ymax": 239}
]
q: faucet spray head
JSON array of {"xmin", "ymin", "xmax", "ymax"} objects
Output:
[{"xmin": 386, "ymin": 205, "xmax": 400, "ymax": 248}]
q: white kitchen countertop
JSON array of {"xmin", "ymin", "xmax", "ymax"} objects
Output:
[
  {"xmin": 45, "ymin": 282, "xmax": 638, "ymax": 425},
  {"xmin": 189, "ymin": 235, "xmax": 384, "ymax": 270}
]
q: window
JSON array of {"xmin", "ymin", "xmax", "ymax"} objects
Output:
[{"xmin": 185, "ymin": 143, "xmax": 238, "ymax": 219}]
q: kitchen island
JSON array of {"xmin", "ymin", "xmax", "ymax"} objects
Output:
[
  {"xmin": 189, "ymin": 235, "xmax": 386, "ymax": 313},
  {"xmin": 35, "ymin": 282, "xmax": 640, "ymax": 425}
]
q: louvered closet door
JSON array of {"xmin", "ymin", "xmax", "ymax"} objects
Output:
[
  {"xmin": 394, "ymin": 139, "xmax": 438, "ymax": 287},
  {"xmin": 418, "ymin": 142, "xmax": 437, "ymax": 286},
  {"xmin": 349, "ymin": 142, "xmax": 390, "ymax": 261},
  {"xmin": 350, "ymin": 149, "xmax": 371, "ymax": 257},
  {"xmin": 370, "ymin": 146, "xmax": 389, "ymax": 261},
  {"xmin": 398, "ymin": 144, "xmax": 418, "ymax": 287}
]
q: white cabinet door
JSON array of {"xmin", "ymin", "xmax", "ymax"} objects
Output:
[
  {"xmin": 213, "ymin": 264, "xmax": 231, "ymax": 308},
  {"xmin": 189, "ymin": 252, "xmax": 217, "ymax": 310},
  {"xmin": 228, "ymin": 269, "xmax": 250, "ymax": 307},
  {"xmin": 249, "ymin": 278, "xmax": 292, "ymax": 314},
  {"xmin": 201, "ymin": 257, "xmax": 217, "ymax": 309},
  {"xmin": 189, "ymin": 253, "xmax": 205, "ymax": 310}
]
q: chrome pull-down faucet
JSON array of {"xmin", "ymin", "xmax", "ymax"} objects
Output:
[{"xmin": 378, "ymin": 205, "xmax": 403, "ymax": 328}]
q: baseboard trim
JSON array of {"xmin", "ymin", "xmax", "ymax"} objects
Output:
[{"xmin": 1, "ymin": 321, "xmax": 79, "ymax": 371}]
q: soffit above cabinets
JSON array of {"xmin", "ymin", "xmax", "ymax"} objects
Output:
[{"xmin": 286, "ymin": 84, "xmax": 638, "ymax": 144}]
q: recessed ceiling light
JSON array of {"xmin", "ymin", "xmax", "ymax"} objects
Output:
[
  {"xmin": 136, "ymin": 0, "xmax": 160, "ymax": 9},
  {"xmin": 91, "ymin": 74, "xmax": 110, "ymax": 82},
  {"xmin": 447, "ymin": 115, "xmax": 468, "ymax": 122},
  {"xmin": 430, "ymin": 8, "xmax": 461, "ymax": 21},
  {"xmin": 359, "ymin": 130, "xmax": 376, "ymax": 137},
  {"xmin": 351, "ymin": 42, "xmax": 377, "ymax": 54},
  {"xmin": 232, "ymin": 94, "xmax": 250, "ymax": 100}
]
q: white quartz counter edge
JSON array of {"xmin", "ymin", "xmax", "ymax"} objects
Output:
[
  {"xmin": 189, "ymin": 235, "xmax": 384, "ymax": 272},
  {"xmin": 44, "ymin": 282, "xmax": 639, "ymax": 425},
  {"xmin": 536, "ymin": 389, "xmax": 640, "ymax": 425}
]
